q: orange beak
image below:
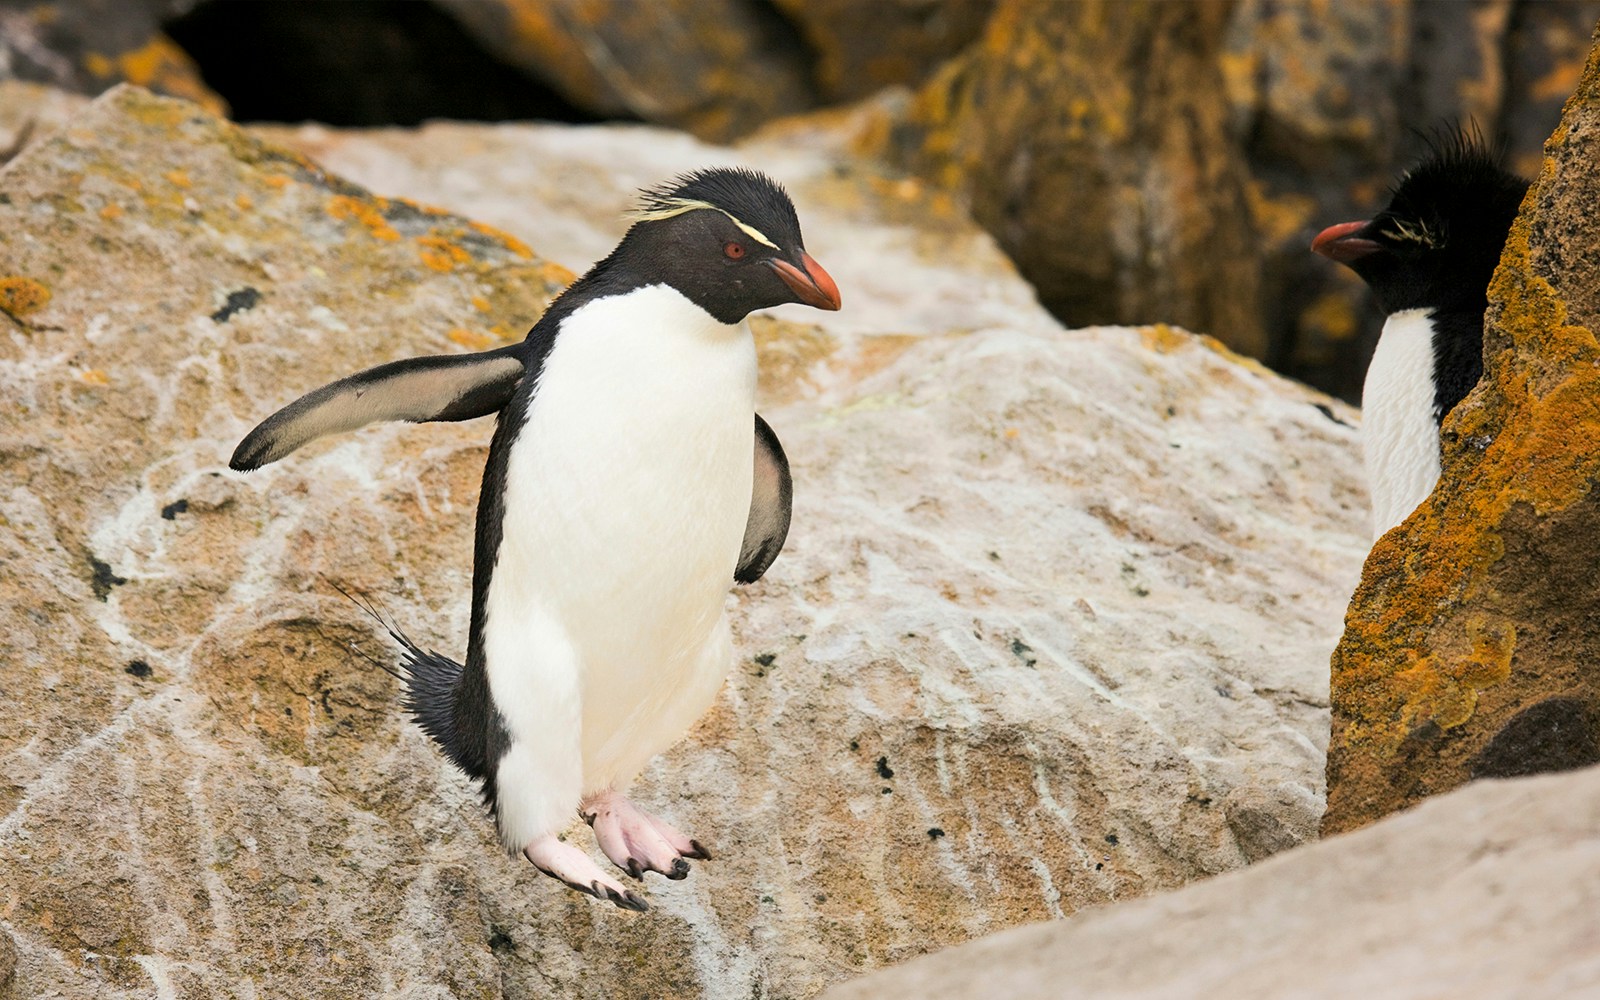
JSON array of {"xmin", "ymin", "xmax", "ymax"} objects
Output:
[
  {"xmin": 1312, "ymin": 220, "xmax": 1382, "ymax": 263},
  {"xmin": 770, "ymin": 252, "xmax": 841, "ymax": 310}
]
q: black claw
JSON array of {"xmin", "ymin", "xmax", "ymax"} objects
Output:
[
  {"xmin": 667, "ymin": 857, "xmax": 691, "ymax": 880},
  {"xmin": 618, "ymin": 890, "xmax": 649, "ymax": 912},
  {"xmin": 686, "ymin": 840, "xmax": 712, "ymax": 861},
  {"xmin": 626, "ymin": 858, "xmax": 645, "ymax": 881}
]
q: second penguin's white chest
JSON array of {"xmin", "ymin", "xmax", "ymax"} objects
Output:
[
  {"xmin": 495, "ymin": 285, "xmax": 757, "ymax": 661},
  {"xmin": 1362, "ymin": 307, "xmax": 1442, "ymax": 541}
]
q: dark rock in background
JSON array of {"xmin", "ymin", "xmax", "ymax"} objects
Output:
[
  {"xmin": 0, "ymin": 0, "xmax": 221, "ymax": 113},
  {"xmin": 1324, "ymin": 23, "xmax": 1600, "ymax": 835},
  {"xmin": 881, "ymin": 0, "xmax": 1268, "ymax": 360},
  {"xmin": 773, "ymin": 0, "xmax": 994, "ymax": 103},
  {"xmin": 434, "ymin": 0, "xmax": 817, "ymax": 142},
  {"xmin": 163, "ymin": 0, "xmax": 601, "ymax": 126},
  {"xmin": 3, "ymin": 1, "xmax": 1598, "ymax": 394}
]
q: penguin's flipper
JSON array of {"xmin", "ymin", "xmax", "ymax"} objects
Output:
[
  {"xmin": 230, "ymin": 346, "xmax": 525, "ymax": 471},
  {"xmin": 735, "ymin": 413, "xmax": 792, "ymax": 584}
]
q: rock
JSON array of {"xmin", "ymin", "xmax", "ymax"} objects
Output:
[
  {"xmin": 0, "ymin": 85, "xmax": 1366, "ymax": 997},
  {"xmin": 1323, "ymin": 25, "xmax": 1600, "ymax": 834},
  {"xmin": 162, "ymin": 0, "xmax": 600, "ymax": 127},
  {"xmin": 882, "ymin": 0, "xmax": 1270, "ymax": 360},
  {"xmin": 771, "ymin": 0, "xmax": 995, "ymax": 103},
  {"xmin": 433, "ymin": 0, "xmax": 817, "ymax": 142},
  {"xmin": 0, "ymin": 0, "xmax": 223, "ymax": 115},
  {"xmin": 821, "ymin": 764, "xmax": 1600, "ymax": 1000},
  {"xmin": 0, "ymin": 927, "xmax": 15, "ymax": 996}
]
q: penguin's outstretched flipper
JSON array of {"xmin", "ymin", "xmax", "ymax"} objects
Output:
[
  {"xmin": 230, "ymin": 345, "xmax": 525, "ymax": 471},
  {"xmin": 735, "ymin": 413, "xmax": 792, "ymax": 584}
]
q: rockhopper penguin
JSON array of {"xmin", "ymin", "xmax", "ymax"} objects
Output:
[
  {"xmin": 1311, "ymin": 135, "xmax": 1528, "ymax": 540},
  {"xmin": 231, "ymin": 168, "xmax": 841, "ymax": 910}
]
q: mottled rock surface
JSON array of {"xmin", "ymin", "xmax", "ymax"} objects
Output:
[
  {"xmin": 1, "ymin": 86, "xmax": 1366, "ymax": 998},
  {"xmin": 823, "ymin": 764, "xmax": 1600, "ymax": 1000},
  {"xmin": 772, "ymin": 0, "xmax": 993, "ymax": 103},
  {"xmin": 1324, "ymin": 27, "xmax": 1600, "ymax": 834}
]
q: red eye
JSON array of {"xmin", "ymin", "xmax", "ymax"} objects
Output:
[{"xmin": 723, "ymin": 241, "xmax": 746, "ymax": 259}]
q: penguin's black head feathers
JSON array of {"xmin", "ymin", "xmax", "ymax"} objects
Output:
[
  {"xmin": 1312, "ymin": 130, "xmax": 1529, "ymax": 315},
  {"xmin": 601, "ymin": 167, "xmax": 840, "ymax": 323}
]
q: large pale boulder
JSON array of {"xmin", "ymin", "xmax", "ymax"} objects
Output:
[
  {"xmin": 0, "ymin": 86, "xmax": 1365, "ymax": 998},
  {"xmin": 822, "ymin": 764, "xmax": 1600, "ymax": 1000},
  {"xmin": 1324, "ymin": 25, "xmax": 1600, "ymax": 834}
]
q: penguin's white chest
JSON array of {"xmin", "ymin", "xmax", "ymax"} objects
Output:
[
  {"xmin": 494, "ymin": 284, "xmax": 757, "ymax": 663},
  {"xmin": 1362, "ymin": 308, "xmax": 1442, "ymax": 540}
]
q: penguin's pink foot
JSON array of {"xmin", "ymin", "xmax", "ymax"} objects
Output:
[
  {"xmin": 523, "ymin": 835, "xmax": 648, "ymax": 911},
  {"xmin": 582, "ymin": 790, "xmax": 711, "ymax": 881}
]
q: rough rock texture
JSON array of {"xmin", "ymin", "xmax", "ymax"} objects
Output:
[
  {"xmin": 1323, "ymin": 27, "xmax": 1600, "ymax": 834},
  {"xmin": 0, "ymin": 86, "xmax": 1367, "ymax": 998},
  {"xmin": 771, "ymin": 0, "xmax": 994, "ymax": 103},
  {"xmin": 434, "ymin": 0, "xmax": 816, "ymax": 142},
  {"xmin": 883, "ymin": 0, "xmax": 1268, "ymax": 360},
  {"xmin": 0, "ymin": 0, "xmax": 222, "ymax": 114},
  {"xmin": 822, "ymin": 764, "xmax": 1600, "ymax": 1000}
]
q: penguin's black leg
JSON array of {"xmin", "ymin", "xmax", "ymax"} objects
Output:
[
  {"xmin": 582, "ymin": 790, "xmax": 710, "ymax": 880},
  {"xmin": 523, "ymin": 836, "xmax": 648, "ymax": 911}
]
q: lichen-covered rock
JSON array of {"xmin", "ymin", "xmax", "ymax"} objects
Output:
[
  {"xmin": 0, "ymin": 0, "xmax": 223, "ymax": 114},
  {"xmin": 433, "ymin": 0, "xmax": 816, "ymax": 142},
  {"xmin": 881, "ymin": 0, "xmax": 1269, "ymax": 360},
  {"xmin": 0, "ymin": 85, "xmax": 1367, "ymax": 998},
  {"xmin": 822, "ymin": 764, "xmax": 1600, "ymax": 1000},
  {"xmin": 771, "ymin": 0, "xmax": 994, "ymax": 103},
  {"xmin": 1323, "ymin": 26, "xmax": 1600, "ymax": 834}
]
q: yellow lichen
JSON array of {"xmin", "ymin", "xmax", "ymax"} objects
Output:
[
  {"xmin": 447, "ymin": 328, "xmax": 495, "ymax": 351},
  {"xmin": 327, "ymin": 195, "xmax": 399, "ymax": 242},
  {"xmin": 235, "ymin": 193, "xmax": 253, "ymax": 211},
  {"xmin": 164, "ymin": 170, "xmax": 191, "ymax": 189},
  {"xmin": 0, "ymin": 276, "xmax": 51, "ymax": 318},
  {"xmin": 470, "ymin": 295, "xmax": 491, "ymax": 313},
  {"xmin": 416, "ymin": 235, "xmax": 472, "ymax": 272},
  {"xmin": 79, "ymin": 369, "xmax": 110, "ymax": 386},
  {"xmin": 469, "ymin": 220, "xmax": 533, "ymax": 259}
]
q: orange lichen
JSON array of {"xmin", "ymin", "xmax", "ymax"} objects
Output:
[
  {"xmin": 235, "ymin": 193, "xmax": 253, "ymax": 211},
  {"xmin": 98, "ymin": 203, "xmax": 124, "ymax": 221},
  {"xmin": 1138, "ymin": 323, "xmax": 1190, "ymax": 354},
  {"xmin": 470, "ymin": 295, "xmax": 491, "ymax": 313},
  {"xmin": 164, "ymin": 170, "xmax": 191, "ymax": 189},
  {"xmin": 469, "ymin": 220, "xmax": 534, "ymax": 259},
  {"xmin": 84, "ymin": 37, "xmax": 228, "ymax": 116},
  {"xmin": 447, "ymin": 328, "xmax": 495, "ymax": 351},
  {"xmin": 327, "ymin": 195, "xmax": 399, "ymax": 242},
  {"xmin": 0, "ymin": 276, "xmax": 51, "ymax": 318},
  {"xmin": 79, "ymin": 369, "xmax": 110, "ymax": 386},
  {"xmin": 261, "ymin": 174, "xmax": 291, "ymax": 190},
  {"xmin": 416, "ymin": 235, "xmax": 472, "ymax": 272}
]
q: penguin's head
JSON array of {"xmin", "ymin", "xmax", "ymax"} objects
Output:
[
  {"xmin": 1312, "ymin": 135, "xmax": 1529, "ymax": 315},
  {"xmin": 619, "ymin": 167, "xmax": 841, "ymax": 324}
]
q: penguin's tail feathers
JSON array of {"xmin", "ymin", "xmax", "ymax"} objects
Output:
[{"xmin": 325, "ymin": 578, "xmax": 476, "ymax": 777}]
